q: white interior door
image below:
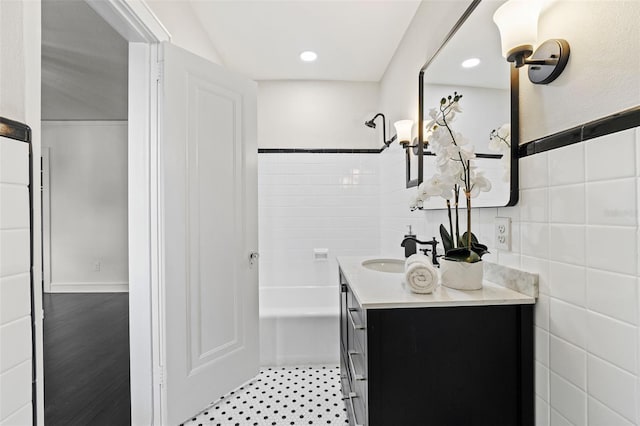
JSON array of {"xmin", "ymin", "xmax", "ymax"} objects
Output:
[{"xmin": 160, "ymin": 42, "xmax": 259, "ymax": 425}]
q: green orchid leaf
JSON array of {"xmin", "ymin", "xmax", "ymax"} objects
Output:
[
  {"xmin": 471, "ymin": 242, "xmax": 490, "ymax": 258},
  {"xmin": 440, "ymin": 224, "xmax": 454, "ymax": 253},
  {"xmin": 444, "ymin": 248, "xmax": 481, "ymax": 263},
  {"xmin": 461, "ymin": 231, "xmax": 480, "ymax": 246}
]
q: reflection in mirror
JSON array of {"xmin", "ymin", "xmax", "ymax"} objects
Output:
[{"xmin": 416, "ymin": 0, "xmax": 518, "ymax": 208}]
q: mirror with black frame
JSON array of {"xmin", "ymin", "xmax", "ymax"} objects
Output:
[{"xmin": 412, "ymin": 0, "xmax": 518, "ymax": 208}]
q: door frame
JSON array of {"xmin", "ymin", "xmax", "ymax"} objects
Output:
[{"xmin": 82, "ymin": 1, "xmax": 169, "ymax": 424}]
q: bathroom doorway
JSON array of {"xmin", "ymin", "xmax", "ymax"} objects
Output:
[
  {"xmin": 37, "ymin": 1, "xmax": 259, "ymax": 423},
  {"xmin": 41, "ymin": 0, "xmax": 131, "ymax": 423}
]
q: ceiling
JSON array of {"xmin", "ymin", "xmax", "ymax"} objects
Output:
[
  {"xmin": 41, "ymin": 0, "xmax": 422, "ymax": 106},
  {"xmin": 188, "ymin": 0, "xmax": 421, "ymax": 81},
  {"xmin": 42, "ymin": 0, "xmax": 128, "ymax": 120},
  {"xmin": 40, "ymin": 0, "xmax": 421, "ymax": 119}
]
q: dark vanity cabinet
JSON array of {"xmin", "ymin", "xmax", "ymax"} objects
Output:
[{"xmin": 339, "ymin": 269, "xmax": 534, "ymax": 426}]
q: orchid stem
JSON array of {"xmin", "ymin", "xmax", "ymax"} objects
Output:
[
  {"xmin": 466, "ymin": 161, "xmax": 472, "ymax": 248},
  {"xmin": 446, "ymin": 199, "xmax": 454, "ymax": 245},
  {"xmin": 466, "ymin": 191, "xmax": 472, "ymax": 248},
  {"xmin": 454, "ymin": 187, "xmax": 460, "ymax": 247}
]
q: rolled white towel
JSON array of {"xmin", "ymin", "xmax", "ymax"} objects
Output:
[
  {"xmin": 405, "ymin": 253, "xmax": 431, "ymax": 268},
  {"xmin": 404, "ymin": 254, "xmax": 438, "ymax": 294}
]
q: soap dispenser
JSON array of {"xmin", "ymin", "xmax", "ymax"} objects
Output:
[{"xmin": 405, "ymin": 225, "xmax": 415, "ymax": 239}]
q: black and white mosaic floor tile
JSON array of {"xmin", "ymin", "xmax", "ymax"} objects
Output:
[{"xmin": 183, "ymin": 366, "xmax": 349, "ymax": 426}]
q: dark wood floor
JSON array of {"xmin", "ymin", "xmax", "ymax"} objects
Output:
[{"xmin": 44, "ymin": 293, "xmax": 131, "ymax": 426}]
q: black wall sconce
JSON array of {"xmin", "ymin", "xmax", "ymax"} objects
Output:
[{"xmin": 493, "ymin": 0, "xmax": 570, "ymax": 84}]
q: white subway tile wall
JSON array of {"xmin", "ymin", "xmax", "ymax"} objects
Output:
[
  {"xmin": 378, "ymin": 127, "xmax": 640, "ymax": 425},
  {"xmin": 258, "ymin": 153, "xmax": 381, "ymax": 288},
  {"xmin": 378, "ymin": 145, "xmax": 428, "ymax": 258},
  {"xmin": 260, "ymin": 127, "xmax": 640, "ymax": 425},
  {"xmin": 0, "ymin": 138, "xmax": 33, "ymax": 424}
]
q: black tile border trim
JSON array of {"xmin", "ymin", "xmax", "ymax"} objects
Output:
[
  {"xmin": 258, "ymin": 148, "xmax": 383, "ymax": 154},
  {"xmin": 518, "ymin": 105, "xmax": 640, "ymax": 158},
  {"xmin": 258, "ymin": 148, "xmax": 503, "ymax": 158},
  {"xmin": 0, "ymin": 116, "xmax": 31, "ymax": 143},
  {"xmin": 424, "ymin": 151, "xmax": 503, "ymax": 159}
]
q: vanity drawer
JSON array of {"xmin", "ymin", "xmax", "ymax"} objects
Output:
[
  {"xmin": 340, "ymin": 347, "xmax": 351, "ymax": 397},
  {"xmin": 347, "ymin": 348, "xmax": 367, "ymax": 382},
  {"xmin": 347, "ymin": 293, "xmax": 367, "ymax": 352},
  {"xmin": 346, "ymin": 387, "xmax": 367, "ymax": 426}
]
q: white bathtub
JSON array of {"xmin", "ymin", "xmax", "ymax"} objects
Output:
[{"xmin": 259, "ymin": 286, "xmax": 339, "ymax": 366}]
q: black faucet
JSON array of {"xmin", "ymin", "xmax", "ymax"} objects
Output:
[{"xmin": 400, "ymin": 236, "xmax": 439, "ymax": 266}]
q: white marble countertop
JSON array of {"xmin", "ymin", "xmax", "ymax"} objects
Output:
[{"xmin": 337, "ymin": 256, "xmax": 536, "ymax": 310}]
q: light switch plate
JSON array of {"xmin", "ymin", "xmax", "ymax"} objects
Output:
[{"xmin": 495, "ymin": 217, "xmax": 511, "ymax": 251}]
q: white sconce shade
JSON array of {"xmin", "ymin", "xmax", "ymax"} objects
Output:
[
  {"xmin": 394, "ymin": 120, "xmax": 414, "ymax": 146},
  {"xmin": 493, "ymin": 0, "xmax": 542, "ymax": 61},
  {"xmin": 423, "ymin": 122, "xmax": 434, "ymax": 143}
]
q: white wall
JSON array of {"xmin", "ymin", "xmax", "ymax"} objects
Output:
[
  {"xmin": 41, "ymin": 0, "xmax": 129, "ymax": 293},
  {"xmin": 258, "ymin": 153, "xmax": 380, "ymax": 289},
  {"xmin": 256, "ymin": 80, "xmax": 382, "ymax": 289},
  {"xmin": 493, "ymin": 128, "xmax": 640, "ymax": 426},
  {"xmin": 513, "ymin": 2, "xmax": 640, "ymax": 424},
  {"xmin": 42, "ymin": 0, "xmax": 128, "ymax": 121},
  {"xmin": 378, "ymin": 1, "xmax": 471, "ymax": 126},
  {"xmin": 145, "ymin": 0, "xmax": 223, "ymax": 65},
  {"xmin": 376, "ymin": 0, "xmax": 476, "ymax": 256},
  {"xmin": 520, "ymin": 1, "xmax": 640, "ymax": 143},
  {"xmin": 0, "ymin": 0, "xmax": 43, "ymax": 423},
  {"xmin": 257, "ymin": 80, "xmax": 380, "ymax": 149},
  {"xmin": 384, "ymin": 125, "xmax": 640, "ymax": 426},
  {"xmin": 422, "ymin": 83, "xmax": 511, "ymax": 208},
  {"xmin": 378, "ymin": 1, "xmax": 640, "ymax": 425},
  {"xmin": 42, "ymin": 121, "xmax": 129, "ymax": 293},
  {"xmin": 424, "ymin": 83, "xmax": 509, "ymax": 152}
]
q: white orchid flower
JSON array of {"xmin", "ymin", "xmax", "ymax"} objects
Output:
[
  {"xmin": 453, "ymin": 131, "xmax": 468, "ymax": 146},
  {"xmin": 489, "ymin": 123, "xmax": 511, "ymax": 152},
  {"xmin": 458, "ymin": 145, "xmax": 476, "ymax": 162},
  {"xmin": 441, "ymin": 101, "xmax": 460, "ymax": 123},
  {"xmin": 417, "ymin": 181, "xmax": 431, "ymax": 201},
  {"xmin": 488, "ymin": 137, "xmax": 502, "ymax": 152},
  {"xmin": 409, "ymin": 193, "xmax": 423, "ymax": 210},
  {"xmin": 469, "ymin": 171, "xmax": 492, "ymax": 198},
  {"xmin": 424, "ymin": 175, "xmax": 454, "ymax": 200},
  {"xmin": 431, "ymin": 126, "xmax": 452, "ymax": 146},
  {"xmin": 438, "ymin": 160, "xmax": 464, "ymax": 180},
  {"xmin": 423, "ymin": 174, "xmax": 455, "ymax": 199},
  {"xmin": 497, "ymin": 123, "xmax": 510, "ymax": 139}
]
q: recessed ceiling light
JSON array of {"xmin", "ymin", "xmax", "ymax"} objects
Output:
[
  {"xmin": 461, "ymin": 58, "xmax": 481, "ymax": 68},
  {"xmin": 300, "ymin": 51, "xmax": 318, "ymax": 62}
]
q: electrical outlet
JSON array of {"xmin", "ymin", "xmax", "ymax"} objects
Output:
[
  {"xmin": 495, "ymin": 217, "xmax": 511, "ymax": 251},
  {"xmin": 93, "ymin": 261, "xmax": 101, "ymax": 272}
]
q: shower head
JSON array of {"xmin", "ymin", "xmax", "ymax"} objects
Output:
[
  {"xmin": 365, "ymin": 113, "xmax": 394, "ymax": 148},
  {"xmin": 364, "ymin": 113, "xmax": 385, "ymax": 129}
]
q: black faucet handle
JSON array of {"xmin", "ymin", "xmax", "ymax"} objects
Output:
[{"xmin": 419, "ymin": 248, "xmax": 431, "ymax": 256}]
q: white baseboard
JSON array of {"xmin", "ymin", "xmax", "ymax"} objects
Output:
[{"xmin": 48, "ymin": 282, "xmax": 129, "ymax": 293}]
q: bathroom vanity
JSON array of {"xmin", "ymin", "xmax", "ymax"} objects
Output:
[{"xmin": 338, "ymin": 257, "xmax": 536, "ymax": 426}]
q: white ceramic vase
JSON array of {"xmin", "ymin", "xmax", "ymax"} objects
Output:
[{"xmin": 439, "ymin": 259, "xmax": 484, "ymax": 291}]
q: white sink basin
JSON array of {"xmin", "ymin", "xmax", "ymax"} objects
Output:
[{"xmin": 361, "ymin": 258, "xmax": 405, "ymax": 273}]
